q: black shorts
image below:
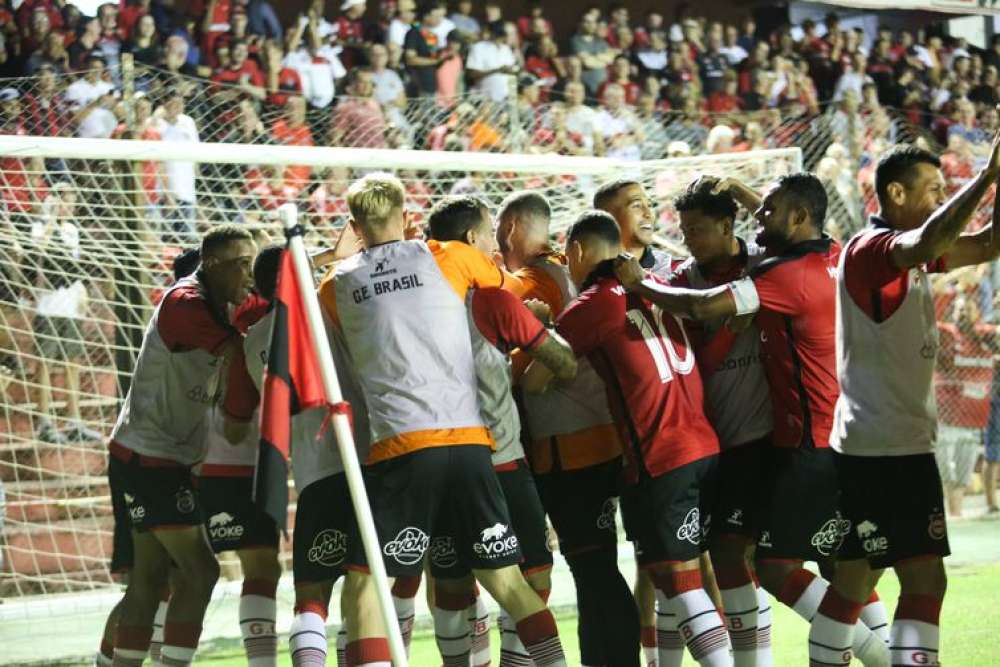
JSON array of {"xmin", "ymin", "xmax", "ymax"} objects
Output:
[
  {"xmin": 621, "ymin": 455, "xmax": 717, "ymax": 566},
  {"xmin": 712, "ymin": 438, "xmax": 769, "ymax": 541},
  {"xmin": 197, "ymin": 475, "xmax": 279, "ymax": 554},
  {"xmin": 756, "ymin": 447, "xmax": 846, "ymax": 562},
  {"xmin": 108, "ymin": 450, "xmax": 202, "ymax": 534},
  {"xmin": 293, "ymin": 472, "xmax": 361, "ymax": 584},
  {"xmin": 834, "ymin": 452, "xmax": 950, "ymax": 569},
  {"xmin": 535, "ymin": 459, "xmax": 621, "ymax": 557},
  {"xmin": 430, "ymin": 459, "xmax": 553, "ymax": 579},
  {"xmin": 108, "ymin": 455, "xmax": 134, "ymax": 573},
  {"xmin": 365, "ymin": 445, "xmax": 521, "ymax": 577}
]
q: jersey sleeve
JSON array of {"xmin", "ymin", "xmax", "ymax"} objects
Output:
[
  {"xmin": 844, "ymin": 231, "xmax": 909, "ymax": 291},
  {"xmin": 510, "ymin": 265, "xmax": 564, "ymax": 313},
  {"xmin": 471, "ymin": 287, "xmax": 549, "ymax": 354},
  {"xmin": 223, "ymin": 346, "xmax": 260, "ymax": 422},
  {"xmin": 157, "ymin": 288, "xmax": 235, "ymax": 354},
  {"xmin": 750, "ymin": 266, "xmax": 802, "ymax": 316},
  {"xmin": 555, "ymin": 286, "xmax": 613, "ymax": 357},
  {"xmin": 430, "ymin": 240, "xmax": 504, "ymax": 300}
]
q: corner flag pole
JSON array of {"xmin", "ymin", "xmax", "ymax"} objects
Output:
[{"xmin": 278, "ymin": 203, "xmax": 408, "ymax": 666}]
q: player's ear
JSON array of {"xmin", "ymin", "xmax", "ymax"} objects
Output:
[
  {"xmin": 348, "ymin": 217, "xmax": 363, "ymax": 243},
  {"xmin": 886, "ymin": 181, "xmax": 906, "ymax": 208}
]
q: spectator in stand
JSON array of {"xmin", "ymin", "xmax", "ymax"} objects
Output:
[
  {"xmin": 436, "ymin": 30, "xmax": 466, "ymax": 106},
  {"xmin": 334, "ymin": 0, "xmax": 367, "ymax": 70},
  {"xmin": 270, "ymin": 95, "xmax": 314, "ymax": 193},
  {"xmin": 404, "ymin": 1, "xmax": 446, "ymax": 97},
  {"xmin": 156, "ymin": 88, "xmax": 200, "ymax": 242},
  {"xmin": 126, "ymin": 14, "xmax": 162, "ymax": 67},
  {"xmin": 949, "ymin": 98, "xmax": 989, "ymax": 149},
  {"xmin": 75, "ymin": 87, "xmax": 117, "ymax": 139},
  {"xmin": 719, "ymin": 24, "xmax": 747, "ymax": 66},
  {"xmin": 22, "ymin": 6, "xmax": 53, "ymax": 58},
  {"xmin": 64, "ymin": 52, "xmax": 114, "ymax": 132},
  {"xmin": 283, "ymin": 10, "xmax": 344, "ymax": 111},
  {"xmin": 571, "ymin": 12, "xmax": 616, "ymax": 97},
  {"xmin": 533, "ymin": 102, "xmax": 585, "ymax": 155},
  {"xmin": 211, "ymin": 39, "xmax": 266, "ymax": 102},
  {"xmin": 634, "ymin": 30, "xmax": 668, "ymax": 79},
  {"xmin": 27, "ymin": 180, "xmax": 101, "ymax": 444},
  {"xmin": 697, "ymin": 31, "xmax": 728, "ymax": 95},
  {"xmin": 971, "ymin": 65, "xmax": 999, "ymax": 107},
  {"xmin": 26, "ymin": 31, "xmax": 68, "ymax": 75},
  {"xmin": 524, "ymin": 34, "xmax": 565, "ymax": 99},
  {"xmin": 706, "ymin": 68, "xmax": 742, "ymax": 113},
  {"xmin": 663, "ymin": 96, "xmax": 708, "ymax": 151},
  {"xmin": 636, "ymin": 91, "xmax": 669, "ymax": 159},
  {"xmin": 67, "ymin": 17, "xmax": 99, "ymax": 70},
  {"xmin": 606, "ymin": 3, "xmax": 630, "ymax": 49},
  {"xmin": 866, "ymin": 37, "xmax": 895, "ymax": 101},
  {"xmin": 23, "ymin": 64, "xmax": 68, "ymax": 138},
  {"xmin": 467, "ymin": 21, "xmax": 519, "ymax": 102},
  {"xmin": 261, "ymin": 39, "xmax": 303, "ymax": 107},
  {"xmin": 95, "ymin": 2, "xmax": 123, "ymax": 84},
  {"xmin": 833, "ymin": 50, "xmax": 874, "ymax": 102},
  {"xmin": 16, "ymin": 0, "xmax": 63, "ymax": 43},
  {"xmin": 705, "ymin": 123, "xmax": 735, "ymax": 153},
  {"xmin": 247, "ymin": 0, "xmax": 283, "ymax": 42},
  {"xmin": 450, "ymin": 0, "xmax": 480, "ymax": 40},
  {"xmin": 330, "ymin": 67, "xmax": 388, "ymax": 149},
  {"xmin": 369, "ymin": 42, "xmax": 409, "ymax": 128},
  {"xmin": 563, "ymin": 80, "xmax": 603, "ymax": 155},
  {"xmin": 598, "ymin": 54, "xmax": 640, "ymax": 105},
  {"xmin": 388, "ymin": 0, "xmax": 416, "ymax": 48}
]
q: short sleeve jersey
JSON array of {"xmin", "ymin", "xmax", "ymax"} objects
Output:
[
  {"xmin": 558, "ymin": 267, "xmax": 720, "ymax": 482},
  {"xmin": 471, "ymin": 287, "xmax": 549, "ymax": 354}
]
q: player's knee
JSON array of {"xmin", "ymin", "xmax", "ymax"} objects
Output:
[
  {"xmin": 754, "ymin": 559, "xmax": 796, "ymax": 594},
  {"xmin": 899, "ymin": 558, "xmax": 947, "ymax": 598},
  {"xmin": 524, "ymin": 566, "xmax": 552, "ymax": 594},
  {"xmin": 475, "ymin": 564, "xmax": 528, "ymax": 604},
  {"xmin": 434, "ymin": 575, "xmax": 474, "ymax": 597},
  {"xmin": 240, "ymin": 547, "xmax": 282, "ymax": 582}
]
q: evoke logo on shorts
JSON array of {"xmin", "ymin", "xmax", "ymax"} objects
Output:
[
  {"xmin": 383, "ymin": 527, "xmax": 430, "ymax": 565},
  {"xmin": 123, "ymin": 492, "xmax": 145, "ymax": 521},
  {"xmin": 676, "ymin": 508, "xmax": 701, "ymax": 545},
  {"xmin": 208, "ymin": 512, "xmax": 244, "ymax": 541},
  {"xmin": 308, "ymin": 529, "xmax": 348, "ymax": 566},
  {"xmin": 430, "ymin": 536, "xmax": 458, "ymax": 568},
  {"xmin": 810, "ymin": 517, "xmax": 852, "ymax": 556},
  {"xmin": 856, "ymin": 520, "xmax": 888, "ymax": 555},
  {"xmin": 474, "ymin": 522, "xmax": 519, "ymax": 559}
]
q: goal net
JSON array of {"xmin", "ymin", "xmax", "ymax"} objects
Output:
[{"xmin": 0, "ymin": 135, "xmax": 803, "ymax": 661}]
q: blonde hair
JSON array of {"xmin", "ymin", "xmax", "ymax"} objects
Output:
[{"xmin": 346, "ymin": 172, "xmax": 406, "ymax": 228}]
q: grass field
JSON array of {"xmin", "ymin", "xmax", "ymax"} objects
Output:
[{"xmin": 197, "ymin": 563, "xmax": 1000, "ymax": 666}]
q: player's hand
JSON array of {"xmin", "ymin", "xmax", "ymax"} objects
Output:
[
  {"xmin": 613, "ymin": 253, "xmax": 644, "ymax": 290},
  {"xmin": 523, "ymin": 298, "xmax": 552, "ymax": 325},
  {"xmin": 402, "ymin": 210, "xmax": 422, "ymax": 240}
]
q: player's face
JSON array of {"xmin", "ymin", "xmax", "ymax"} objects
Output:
[
  {"xmin": 901, "ymin": 163, "xmax": 949, "ymax": 229},
  {"xmin": 678, "ymin": 209, "xmax": 729, "ymax": 264},
  {"xmin": 610, "ymin": 184, "xmax": 655, "ymax": 249},
  {"xmin": 495, "ymin": 214, "xmax": 515, "ymax": 264},
  {"xmin": 753, "ymin": 184, "xmax": 793, "ymax": 252},
  {"xmin": 566, "ymin": 240, "xmax": 588, "ymax": 289},
  {"xmin": 207, "ymin": 239, "xmax": 258, "ymax": 305},
  {"xmin": 469, "ymin": 208, "xmax": 498, "ymax": 256}
]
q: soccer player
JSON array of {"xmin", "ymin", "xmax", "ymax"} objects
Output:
[
  {"xmin": 107, "ymin": 226, "xmax": 257, "ymax": 667},
  {"xmin": 810, "ymin": 136, "xmax": 1000, "ymax": 667},
  {"xmin": 424, "ymin": 195, "xmax": 578, "ymax": 666},
  {"xmin": 318, "ymin": 173, "xmax": 567, "ymax": 666},
  {"xmin": 614, "ymin": 173, "xmax": 890, "ymax": 667},
  {"xmin": 497, "ymin": 191, "xmax": 639, "ymax": 667},
  {"xmin": 667, "ymin": 181, "xmax": 773, "ymax": 667},
  {"xmin": 544, "ymin": 210, "xmax": 732, "ymax": 667}
]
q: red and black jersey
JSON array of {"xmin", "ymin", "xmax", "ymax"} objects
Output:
[
  {"xmin": 557, "ymin": 264, "xmax": 720, "ymax": 482},
  {"xmin": 749, "ymin": 237, "xmax": 840, "ymax": 449},
  {"xmin": 470, "ymin": 287, "xmax": 549, "ymax": 354}
]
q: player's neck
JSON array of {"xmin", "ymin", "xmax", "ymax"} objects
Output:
[
  {"xmin": 697, "ymin": 239, "xmax": 741, "ymax": 276},
  {"xmin": 626, "ymin": 240, "xmax": 647, "ymax": 260}
]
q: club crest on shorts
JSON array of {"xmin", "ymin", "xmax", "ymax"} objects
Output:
[
  {"xmin": 928, "ymin": 510, "xmax": 946, "ymax": 541},
  {"xmin": 596, "ymin": 498, "xmax": 617, "ymax": 531},
  {"xmin": 175, "ymin": 488, "xmax": 196, "ymax": 514},
  {"xmin": 430, "ymin": 536, "xmax": 458, "ymax": 569},
  {"xmin": 383, "ymin": 527, "xmax": 429, "ymax": 565},
  {"xmin": 810, "ymin": 516, "xmax": 851, "ymax": 556},
  {"xmin": 474, "ymin": 522, "xmax": 519, "ymax": 560},
  {"xmin": 308, "ymin": 529, "xmax": 348, "ymax": 566},
  {"xmin": 676, "ymin": 508, "xmax": 701, "ymax": 545}
]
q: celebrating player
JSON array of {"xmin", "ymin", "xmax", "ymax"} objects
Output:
[
  {"xmin": 614, "ymin": 173, "xmax": 891, "ymax": 666},
  {"xmin": 810, "ymin": 134, "xmax": 1000, "ymax": 667},
  {"xmin": 106, "ymin": 226, "xmax": 257, "ymax": 667},
  {"xmin": 318, "ymin": 173, "xmax": 568, "ymax": 666}
]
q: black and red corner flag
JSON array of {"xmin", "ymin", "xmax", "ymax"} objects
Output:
[{"xmin": 255, "ymin": 248, "xmax": 327, "ymax": 531}]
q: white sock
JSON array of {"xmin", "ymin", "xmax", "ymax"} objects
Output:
[
  {"xmin": 640, "ymin": 625, "xmax": 657, "ymax": 667},
  {"xmin": 150, "ymin": 600, "xmax": 168, "ymax": 662},
  {"xmin": 468, "ymin": 593, "xmax": 492, "ymax": 667},
  {"xmin": 432, "ymin": 599, "xmax": 472, "ymax": 665},
  {"xmin": 112, "ymin": 648, "xmax": 148, "ymax": 667},
  {"xmin": 289, "ymin": 611, "xmax": 327, "ymax": 667},
  {"xmin": 755, "ymin": 587, "xmax": 773, "ymax": 667},
  {"xmin": 808, "ymin": 589, "xmax": 863, "ymax": 667},
  {"xmin": 156, "ymin": 644, "xmax": 195, "ymax": 666},
  {"xmin": 861, "ymin": 594, "xmax": 890, "ymax": 646},
  {"xmin": 890, "ymin": 619, "xmax": 939, "ymax": 667},
  {"xmin": 499, "ymin": 610, "xmax": 533, "ymax": 666},
  {"xmin": 240, "ymin": 592, "xmax": 277, "ymax": 667},
  {"xmin": 655, "ymin": 589, "xmax": 684, "ymax": 667},
  {"xmin": 392, "ymin": 593, "xmax": 416, "ymax": 653},
  {"xmin": 670, "ymin": 589, "xmax": 734, "ymax": 667},
  {"xmin": 95, "ymin": 652, "xmax": 113, "ymax": 667},
  {"xmin": 336, "ymin": 626, "xmax": 347, "ymax": 667},
  {"xmin": 719, "ymin": 582, "xmax": 759, "ymax": 666}
]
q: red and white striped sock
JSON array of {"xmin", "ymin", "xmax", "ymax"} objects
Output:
[
  {"xmin": 96, "ymin": 638, "xmax": 114, "ymax": 667},
  {"xmin": 344, "ymin": 638, "xmax": 391, "ymax": 667},
  {"xmin": 890, "ymin": 594, "xmax": 941, "ymax": 667},
  {"xmin": 390, "ymin": 575, "xmax": 421, "ymax": 654},
  {"xmin": 432, "ymin": 586, "xmax": 472, "ymax": 666},
  {"xmin": 499, "ymin": 610, "xmax": 532, "ymax": 666},
  {"xmin": 289, "ymin": 601, "xmax": 328, "ymax": 667},
  {"xmin": 468, "ymin": 589, "xmax": 492, "ymax": 667},
  {"xmin": 158, "ymin": 621, "xmax": 201, "ymax": 666},
  {"xmin": 515, "ymin": 610, "xmax": 566, "ymax": 666},
  {"xmin": 112, "ymin": 624, "xmax": 152, "ymax": 667},
  {"xmin": 655, "ymin": 569, "xmax": 733, "ymax": 667},
  {"xmin": 861, "ymin": 591, "xmax": 890, "ymax": 646},
  {"xmin": 336, "ymin": 626, "xmax": 347, "ymax": 667},
  {"xmin": 150, "ymin": 594, "xmax": 169, "ymax": 663},
  {"xmin": 655, "ymin": 589, "xmax": 684, "ymax": 667},
  {"xmin": 715, "ymin": 565, "xmax": 759, "ymax": 667},
  {"xmin": 808, "ymin": 588, "xmax": 864, "ymax": 666},
  {"xmin": 755, "ymin": 586, "xmax": 773, "ymax": 667},
  {"xmin": 640, "ymin": 625, "xmax": 657, "ymax": 667},
  {"xmin": 240, "ymin": 578, "xmax": 278, "ymax": 667}
]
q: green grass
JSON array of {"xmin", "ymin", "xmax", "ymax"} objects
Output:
[{"xmin": 197, "ymin": 563, "xmax": 1000, "ymax": 666}]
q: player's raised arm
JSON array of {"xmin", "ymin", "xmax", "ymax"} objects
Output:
[
  {"xmin": 889, "ymin": 126, "xmax": 1000, "ymax": 270},
  {"xmin": 614, "ymin": 254, "xmax": 747, "ymax": 321}
]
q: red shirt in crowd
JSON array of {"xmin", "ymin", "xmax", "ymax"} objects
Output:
[
  {"xmin": 936, "ymin": 321, "xmax": 996, "ymax": 429},
  {"xmin": 270, "ymin": 118, "xmax": 315, "ymax": 191},
  {"xmin": 557, "ymin": 265, "xmax": 720, "ymax": 482},
  {"xmin": 212, "ymin": 59, "xmax": 265, "ymax": 88}
]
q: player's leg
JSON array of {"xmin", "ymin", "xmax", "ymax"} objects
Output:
[
  {"xmin": 891, "ymin": 557, "xmax": 947, "ymax": 667},
  {"xmin": 114, "ymin": 530, "xmax": 172, "ymax": 666},
  {"xmin": 290, "ymin": 580, "xmax": 335, "ymax": 667},
  {"xmin": 633, "ymin": 567, "xmax": 659, "ymax": 667},
  {"xmin": 32, "ymin": 319, "xmax": 63, "ymax": 443},
  {"xmin": 99, "ymin": 458, "xmax": 134, "ymax": 666},
  {"xmin": 467, "ymin": 583, "xmax": 492, "ymax": 667},
  {"xmin": 432, "ymin": 573, "xmax": 477, "ymax": 665},
  {"xmin": 390, "ymin": 575, "xmax": 421, "ymax": 653},
  {"xmin": 237, "ymin": 546, "xmax": 282, "ymax": 667}
]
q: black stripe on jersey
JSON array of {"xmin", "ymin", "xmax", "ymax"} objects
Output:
[
  {"xmin": 750, "ymin": 236, "xmax": 834, "ymax": 279},
  {"xmin": 595, "ymin": 349, "xmax": 647, "ymax": 477},
  {"xmin": 783, "ymin": 315, "xmax": 815, "ymax": 449}
]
